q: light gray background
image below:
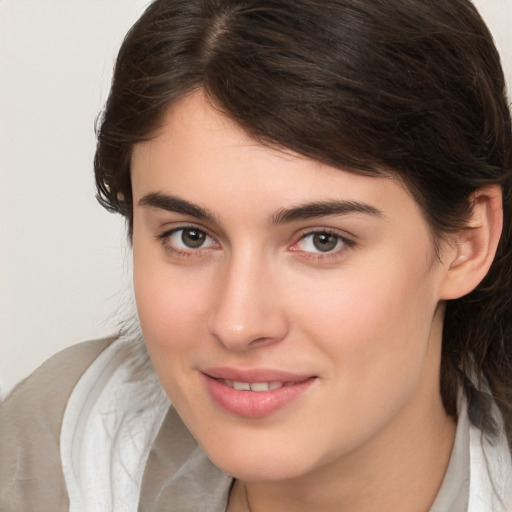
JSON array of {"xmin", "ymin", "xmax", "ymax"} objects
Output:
[{"xmin": 1, "ymin": 0, "xmax": 511, "ymax": 397}]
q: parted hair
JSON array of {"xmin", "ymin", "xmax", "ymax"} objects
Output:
[{"xmin": 94, "ymin": 0, "xmax": 512, "ymax": 449}]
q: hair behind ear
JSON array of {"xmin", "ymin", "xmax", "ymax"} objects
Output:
[{"xmin": 441, "ymin": 183, "xmax": 512, "ymax": 447}]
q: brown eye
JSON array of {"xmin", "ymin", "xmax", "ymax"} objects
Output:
[
  {"xmin": 294, "ymin": 231, "xmax": 349, "ymax": 255},
  {"xmin": 312, "ymin": 233, "xmax": 339, "ymax": 252},
  {"xmin": 162, "ymin": 227, "xmax": 216, "ymax": 253},
  {"xmin": 181, "ymin": 228, "xmax": 206, "ymax": 248}
]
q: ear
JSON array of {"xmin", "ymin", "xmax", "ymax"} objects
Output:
[{"xmin": 439, "ymin": 185, "xmax": 503, "ymax": 300}]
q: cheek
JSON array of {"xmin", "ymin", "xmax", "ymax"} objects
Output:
[
  {"xmin": 292, "ymin": 250, "xmax": 439, "ymax": 388},
  {"xmin": 132, "ymin": 246, "xmax": 212, "ymax": 355},
  {"xmin": 287, "ymin": 261, "xmax": 441, "ymax": 455},
  {"xmin": 132, "ymin": 258, "xmax": 214, "ymax": 409}
]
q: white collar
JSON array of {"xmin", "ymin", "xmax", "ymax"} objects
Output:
[
  {"xmin": 60, "ymin": 338, "xmax": 169, "ymax": 512},
  {"xmin": 468, "ymin": 402, "xmax": 512, "ymax": 511}
]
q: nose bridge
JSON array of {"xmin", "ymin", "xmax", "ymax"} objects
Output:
[{"xmin": 208, "ymin": 245, "xmax": 287, "ymax": 349}]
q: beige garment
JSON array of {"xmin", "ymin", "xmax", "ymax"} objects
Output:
[
  {"xmin": 0, "ymin": 338, "xmax": 113, "ymax": 511},
  {"xmin": 0, "ymin": 338, "xmax": 231, "ymax": 512}
]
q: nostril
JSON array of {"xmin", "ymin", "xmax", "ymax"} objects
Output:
[{"xmin": 248, "ymin": 337, "xmax": 276, "ymax": 347}]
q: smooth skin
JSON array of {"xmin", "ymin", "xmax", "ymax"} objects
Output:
[{"xmin": 131, "ymin": 91, "xmax": 502, "ymax": 512}]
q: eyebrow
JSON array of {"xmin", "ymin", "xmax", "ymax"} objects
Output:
[
  {"xmin": 270, "ymin": 201, "xmax": 383, "ymax": 225},
  {"xmin": 138, "ymin": 192, "xmax": 217, "ymax": 222},
  {"xmin": 138, "ymin": 192, "xmax": 383, "ymax": 225}
]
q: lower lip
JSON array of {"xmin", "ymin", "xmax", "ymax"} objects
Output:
[{"xmin": 202, "ymin": 374, "xmax": 316, "ymax": 418}]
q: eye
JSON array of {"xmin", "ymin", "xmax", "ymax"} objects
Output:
[
  {"xmin": 159, "ymin": 227, "xmax": 217, "ymax": 254},
  {"xmin": 293, "ymin": 231, "xmax": 350, "ymax": 254}
]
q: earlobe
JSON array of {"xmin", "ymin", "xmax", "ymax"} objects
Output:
[{"xmin": 439, "ymin": 185, "xmax": 503, "ymax": 300}]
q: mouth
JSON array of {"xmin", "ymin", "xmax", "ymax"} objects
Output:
[
  {"xmin": 201, "ymin": 368, "xmax": 317, "ymax": 418},
  {"xmin": 219, "ymin": 379, "xmax": 308, "ymax": 392}
]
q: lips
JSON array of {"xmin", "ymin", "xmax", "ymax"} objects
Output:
[{"xmin": 201, "ymin": 367, "xmax": 316, "ymax": 418}]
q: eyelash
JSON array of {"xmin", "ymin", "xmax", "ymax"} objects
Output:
[
  {"xmin": 156, "ymin": 226, "xmax": 218, "ymax": 258},
  {"xmin": 156, "ymin": 226, "xmax": 356, "ymax": 261},
  {"xmin": 290, "ymin": 229, "xmax": 356, "ymax": 261}
]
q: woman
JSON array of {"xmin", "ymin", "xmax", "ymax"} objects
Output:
[{"xmin": 1, "ymin": 1, "xmax": 511, "ymax": 511}]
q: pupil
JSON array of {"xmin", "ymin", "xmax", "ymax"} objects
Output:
[
  {"xmin": 313, "ymin": 233, "xmax": 338, "ymax": 252},
  {"xmin": 182, "ymin": 229, "xmax": 206, "ymax": 248}
]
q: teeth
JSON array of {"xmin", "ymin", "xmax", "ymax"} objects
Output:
[
  {"xmin": 233, "ymin": 381, "xmax": 251, "ymax": 391},
  {"xmin": 249, "ymin": 382, "xmax": 268, "ymax": 392},
  {"xmin": 225, "ymin": 380, "xmax": 285, "ymax": 391}
]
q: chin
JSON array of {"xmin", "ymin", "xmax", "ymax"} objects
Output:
[
  {"xmin": 215, "ymin": 458, "xmax": 308, "ymax": 482},
  {"xmin": 200, "ymin": 437, "xmax": 318, "ymax": 482}
]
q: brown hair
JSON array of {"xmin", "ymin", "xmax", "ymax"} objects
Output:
[{"xmin": 95, "ymin": 0, "xmax": 512, "ymax": 447}]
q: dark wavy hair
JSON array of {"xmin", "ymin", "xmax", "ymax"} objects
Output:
[{"xmin": 94, "ymin": 0, "xmax": 512, "ymax": 449}]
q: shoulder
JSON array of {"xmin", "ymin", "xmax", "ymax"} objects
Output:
[
  {"xmin": 0, "ymin": 337, "xmax": 116, "ymax": 511},
  {"xmin": 3, "ymin": 337, "xmax": 115, "ymax": 407}
]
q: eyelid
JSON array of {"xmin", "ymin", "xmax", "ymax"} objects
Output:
[
  {"xmin": 156, "ymin": 220, "xmax": 215, "ymax": 239},
  {"xmin": 289, "ymin": 227, "xmax": 356, "ymax": 257},
  {"xmin": 156, "ymin": 224, "xmax": 220, "ymax": 256}
]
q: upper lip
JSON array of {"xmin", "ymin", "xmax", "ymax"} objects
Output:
[{"xmin": 201, "ymin": 367, "xmax": 315, "ymax": 383}]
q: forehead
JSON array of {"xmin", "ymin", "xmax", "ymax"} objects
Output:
[{"xmin": 130, "ymin": 91, "xmax": 422, "ymax": 226}]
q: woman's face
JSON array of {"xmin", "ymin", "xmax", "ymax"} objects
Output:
[{"xmin": 131, "ymin": 91, "xmax": 451, "ymax": 481}]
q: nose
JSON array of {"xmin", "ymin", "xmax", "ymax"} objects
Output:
[{"xmin": 207, "ymin": 249, "xmax": 289, "ymax": 351}]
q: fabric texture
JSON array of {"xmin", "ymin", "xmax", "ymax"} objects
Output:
[
  {"xmin": 0, "ymin": 337, "xmax": 114, "ymax": 512},
  {"xmin": 429, "ymin": 399, "xmax": 470, "ymax": 512},
  {"xmin": 1, "ymin": 336, "xmax": 511, "ymax": 512}
]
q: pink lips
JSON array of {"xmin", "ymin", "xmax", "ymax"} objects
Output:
[{"xmin": 201, "ymin": 367, "xmax": 316, "ymax": 418}]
